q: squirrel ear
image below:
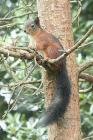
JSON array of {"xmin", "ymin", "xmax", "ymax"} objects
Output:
[{"xmin": 34, "ymin": 17, "xmax": 40, "ymax": 26}]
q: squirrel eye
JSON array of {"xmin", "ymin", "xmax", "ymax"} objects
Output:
[{"xmin": 31, "ymin": 24, "xmax": 35, "ymax": 28}]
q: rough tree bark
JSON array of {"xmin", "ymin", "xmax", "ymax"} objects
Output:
[{"xmin": 37, "ymin": 0, "xmax": 81, "ymax": 140}]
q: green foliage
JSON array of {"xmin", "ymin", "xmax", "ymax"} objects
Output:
[
  {"xmin": 2, "ymin": 113, "xmax": 47, "ymax": 140},
  {"xmin": 0, "ymin": 0, "xmax": 93, "ymax": 139}
]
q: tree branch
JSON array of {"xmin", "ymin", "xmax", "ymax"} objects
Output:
[
  {"xmin": 79, "ymin": 73, "xmax": 93, "ymax": 83},
  {"xmin": 47, "ymin": 25, "xmax": 93, "ymax": 64},
  {"xmin": 78, "ymin": 59, "xmax": 93, "ymax": 74},
  {"xmin": 0, "ymin": 46, "xmax": 35, "ymax": 60},
  {"xmin": 0, "ymin": 80, "xmax": 41, "ymax": 88}
]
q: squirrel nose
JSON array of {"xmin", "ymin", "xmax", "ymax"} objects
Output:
[{"xmin": 24, "ymin": 29, "xmax": 26, "ymax": 33}]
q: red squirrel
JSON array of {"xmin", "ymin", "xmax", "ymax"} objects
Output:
[{"xmin": 24, "ymin": 17, "xmax": 71, "ymax": 127}]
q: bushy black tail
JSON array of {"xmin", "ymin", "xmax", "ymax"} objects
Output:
[{"xmin": 40, "ymin": 63, "xmax": 71, "ymax": 127}]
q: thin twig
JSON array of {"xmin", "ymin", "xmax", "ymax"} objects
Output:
[
  {"xmin": 4, "ymin": 3, "xmax": 35, "ymax": 18},
  {"xmin": 0, "ymin": 11, "xmax": 37, "ymax": 21},
  {"xmin": 73, "ymin": 5, "xmax": 81, "ymax": 23},
  {"xmin": 82, "ymin": 135, "xmax": 93, "ymax": 140},
  {"xmin": 0, "ymin": 22, "xmax": 23, "ymax": 29},
  {"xmin": 66, "ymin": 26, "xmax": 93, "ymax": 55},
  {"xmin": 79, "ymin": 85, "xmax": 93, "ymax": 93},
  {"xmin": 1, "ymin": 55, "xmax": 18, "ymax": 81},
  {"xmin": 78, "ymin": 41, "xmax": 93, "ymax": 49},
  {"xmin": 3, "ymin": 87, "xmax": 17, "ymax": 119},
  {"xmin": 33, "ymin": 82, "xmax": 43, "ymax": 95},
  {"xmin": 78, "ymin": 59, "xmax": 93, "ymax": 74},
  {"xmin": 8, "ymin": 86, "xmax": 24, "ymax": 112}
]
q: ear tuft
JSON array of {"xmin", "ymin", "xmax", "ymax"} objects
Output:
[{"xmin": 34, "ymin": 17, "xmax": 40, "ymax": 26}]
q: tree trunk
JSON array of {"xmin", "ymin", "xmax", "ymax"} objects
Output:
[{"xmin": 37, "ymin": 0, "xmax": 81, "ymax": 140}]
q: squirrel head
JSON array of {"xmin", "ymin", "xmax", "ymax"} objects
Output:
[{"xmin": 24, "ymin": 17, "xmax": 41, "ymax": 36}]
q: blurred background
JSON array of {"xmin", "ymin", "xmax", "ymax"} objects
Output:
[{"xmin": 0, "ymin": 0, "xmax": 93, "ymax": 139}]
